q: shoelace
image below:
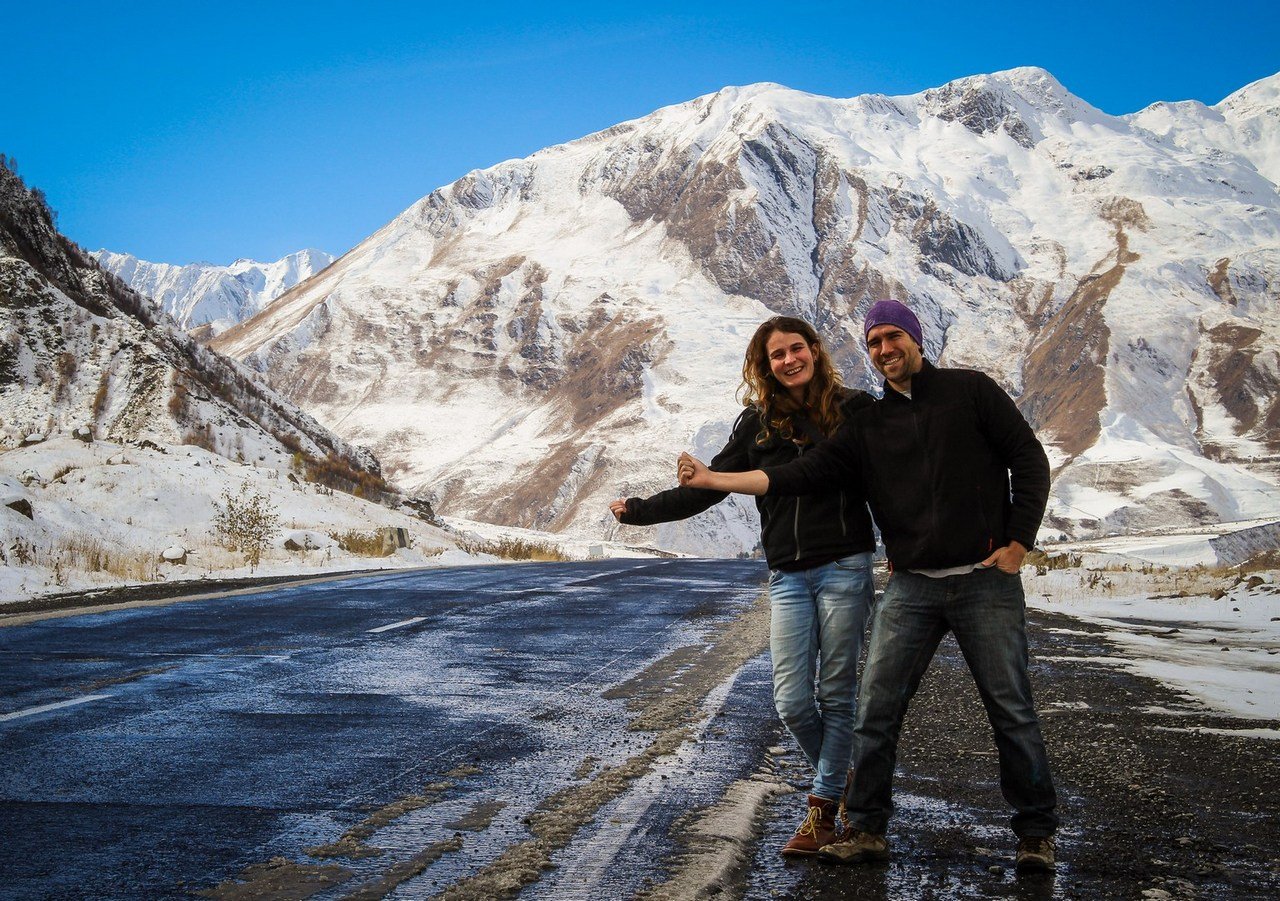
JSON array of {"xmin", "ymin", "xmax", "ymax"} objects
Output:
[{"xmin": 794, "ymin": 805, "xmax": 822, "ymax": 837}]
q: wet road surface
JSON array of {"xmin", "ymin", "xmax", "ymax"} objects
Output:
[
  {"xmin": 0, "ymin": 559, "xmax": 777, "ymax": 900},
  {"xmin": 2, "ymin": 560, "xmax": 1279, "ymax": 899}
]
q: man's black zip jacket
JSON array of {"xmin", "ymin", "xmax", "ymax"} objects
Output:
[
  {"xmin": 620, "ymin": 391, "xmax": 876, "ymax": 570},
  {"xmin": 763, "ymin": 362, "xmax": 1050, "ymax": 570}
]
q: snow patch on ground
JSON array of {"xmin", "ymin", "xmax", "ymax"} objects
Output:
[
  {"xmin": 0, "ymin": 437, "xmax": 665, "ymax": 604},
  {"xmin": 1028, "ymin": 528, "xmax": 1280, "ymax": 720}
]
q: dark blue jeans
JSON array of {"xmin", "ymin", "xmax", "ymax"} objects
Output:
[{"xmin": 845, "ymin": 567, "xmax": 1058, "ymax": 838}]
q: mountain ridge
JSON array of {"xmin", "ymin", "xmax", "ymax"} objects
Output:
[
  {"xmin": 204, "ymin": 68, "xmax": 1280, "ymax": 555},
  {"xmin": 0, "ymin": 157, "xmax": 383, "ymax": 495}
]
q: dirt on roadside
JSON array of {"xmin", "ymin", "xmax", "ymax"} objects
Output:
[{"xmin": 757, "ymin": 608, "xmax": 1280, "ymax": 899}]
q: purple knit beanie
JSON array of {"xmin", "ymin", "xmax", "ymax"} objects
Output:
[{"xmin": 864, "ymin": 299, "xmax": 923, "ymax": 350}]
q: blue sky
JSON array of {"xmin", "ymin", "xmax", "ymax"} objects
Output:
[{"xmin": 4, "ymin": 1, "xmax": 1278, "ymax": 265}]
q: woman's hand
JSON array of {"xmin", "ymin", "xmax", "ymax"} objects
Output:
[
  {"xmin": 678, "ymin": 452, "xmax": 710, "ymax": 487},
  {"xmin": 608, "ymin": 499, "xmax": 628, "ymax": 522}
]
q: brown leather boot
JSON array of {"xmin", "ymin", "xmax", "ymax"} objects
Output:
[{"xmin": 781, "ymin": 795, "xmax": 840, "ymax": 857}]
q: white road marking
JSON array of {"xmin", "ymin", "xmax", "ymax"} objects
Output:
[
  {"xmin": 367, "ymin": 616, "xmax": 428, "ymax": 634},
  {"xmin": 0, "ymin": 694, "xmax": 113, "ymax": 723},
  {"xmin": 129, "ymin": 652, "xmax": 291, "ymax": 660}
]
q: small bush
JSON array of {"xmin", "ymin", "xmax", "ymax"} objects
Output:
[{"xmin": 212, "ymin": 481, "xmax": 280, "ymax": 569}]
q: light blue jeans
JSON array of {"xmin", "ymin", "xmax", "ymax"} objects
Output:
[{"xmin": 767, "ymin": 552, "xmax": 874, "ymax": 800}]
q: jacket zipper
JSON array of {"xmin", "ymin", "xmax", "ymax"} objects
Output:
[
  {"xmin": 793, "ymin": 443, "xmax": 805, "ymax": 562},
  {"xmin": 912, "ymin": 402, "xmax": 938, "ymax": 552}
]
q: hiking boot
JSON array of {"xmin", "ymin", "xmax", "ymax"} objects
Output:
[
  {"xmin": 780, "ymin": 795, "xmax": 840, "ymax": 857},
  {"xmin": 818, "ymin": 829, "xmax": 889, "ymax": 864},
  {"xmin": 1015, "ymin": 836, "xmax": 1056, "ymax": 873}
]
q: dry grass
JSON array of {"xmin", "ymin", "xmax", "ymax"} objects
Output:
[
  {"xmin": 328, "ymin": 529, "xmax": 397, "ymax": 557},
  {"xmin": 459, "ymin": 536, "xmax": 572, "ymax": 562},
  {"xmin": 52, "ymin": 533, "xmax": 160, "ymax": 583},
  {"xmin": 1027, "ymin": 547, "xmax": 1280, "ymax": 600},
  {"xmin": 1025, "ymin": 549, "xmax": 1083, "ymax": 574}
]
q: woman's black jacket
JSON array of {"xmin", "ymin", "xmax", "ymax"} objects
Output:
[{"xmin": 619, "ymin": 391, "xmax": 875, "ymax": 570}]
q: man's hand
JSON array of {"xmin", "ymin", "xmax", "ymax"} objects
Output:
[
  {"xmin": 678, "ymin": 452, "xmax": 709, "ymax": 487},
  {"xmin": 678, "ymin": 452, "xmax": 769, "ymax": 495},
  {"xmin": 608, "ymin": 499, "xmax": 628, "ymax": 522},
  {"xmin": 980, "ymin": 540, "xmax": 1028, "ymax": 574}
]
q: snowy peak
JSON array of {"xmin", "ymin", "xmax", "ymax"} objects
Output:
[
  {"xmin": 93, "ymin": 247, "xmax": 334, "ymax": 337},
  {"xmin": 1218, "ymin": 70, "xmax": 1280, "ymax": 117},
  {"xmin": 1126, "ymin": 71, "xmax": 1280, "ymax": 186},
  {"xmin": 919, "ymin": 67, "xmax": 1118, "ymax": 148}
]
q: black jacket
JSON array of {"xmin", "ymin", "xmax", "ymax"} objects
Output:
[
  {"xmin": 764, "ymin": 362, "xmax": 1050, "ymax": 570},
  {"xmin": 620, "ymin": 391, "xmax": 876, "ymax": 569}
]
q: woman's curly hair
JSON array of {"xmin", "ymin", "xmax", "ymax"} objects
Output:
[{"xmin": 738, "ymin": 316, "xmax": 845, "ymax": 444}]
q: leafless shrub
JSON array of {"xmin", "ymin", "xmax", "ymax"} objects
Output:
[
  {"xmin": 92, "ymin": 369, "xmax": 110, "ymax": 420},
  {"xmin": 169, "ymin": 378, "xmax": 190, "ymax": 420},
  {"xmin": 212, "ymin": 481, "xmax": 280, "ymax": 570},
  {"xmin": 181, "ymin": 422, "xmax": 217, "ymax": 452},
  {"xmin": 8, "ymin": 538, "xmax": 35, "ymax": 565}
]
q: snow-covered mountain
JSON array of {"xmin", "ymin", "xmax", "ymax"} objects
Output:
[
  {"xmin": 212, "ymin": 67, "xmax": 1280, "ymax": 555},
  {"xmin": 93, "ymin": 248, "xmax": 333, "ymax": 338}
]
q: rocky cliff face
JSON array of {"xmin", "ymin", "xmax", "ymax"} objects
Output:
[
  {"xmin": 0, "ymin": 158, "xmax": 381, "ymax": 488},
  {"xmin": 212, "ymin": 68, "xmax": 1280, "ymax": 552}
]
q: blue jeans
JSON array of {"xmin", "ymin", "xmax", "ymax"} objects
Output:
[
  {"xmin": 845, "ymin": 567, "xmax": 1058, "ymax": 837},
  {"xmin": 768, "ymin": 552, "xmax": 874, "ymax": 800}
]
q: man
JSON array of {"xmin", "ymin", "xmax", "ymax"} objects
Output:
[{"xmin": 678, "ymin": 299, "xmax": 1059, "ymax": 873}]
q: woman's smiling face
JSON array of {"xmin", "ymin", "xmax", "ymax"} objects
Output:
[{"xmin": 766, "ymin": 330, "xmax": 818, "ymax": 399}]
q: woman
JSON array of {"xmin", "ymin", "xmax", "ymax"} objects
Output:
[{"xmin": 609, "ymin": 316, "xmax": 875, "ymax": 856}]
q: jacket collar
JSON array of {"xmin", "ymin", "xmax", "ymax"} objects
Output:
[{"xmin": 881, "ymin": 359, "xmax": 936, "ymax": 402}]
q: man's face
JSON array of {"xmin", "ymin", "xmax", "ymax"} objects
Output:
[{"xmin": 866, "ymin": 324, "xmax": 923, "ymax": 386}]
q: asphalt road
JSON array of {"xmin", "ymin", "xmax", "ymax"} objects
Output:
[
  {"xmin": 0, "ymin": 559, "xmax": 777, "ymax": 900},
  {"xmin": 2, "ymin": 560, "xmax": 1278, "ymax": 900}
]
